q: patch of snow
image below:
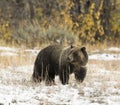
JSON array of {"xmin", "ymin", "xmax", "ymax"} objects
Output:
[
  {"xmin": 91, "ymin": 49, "xmax": 100, "ymax": 53},
  {"xmin": 24, "ymin": 49, "xmax": 39, "ymax": 55},
  {"xmin": 89, "ymin": 53, "xmax": 120, "ymax": 60},
  {"xmin": 15, "ymin": 65, "xmax": 33, "ymax": 73},
  {"xmin": 83, "ymin": 87, "xmax": 94, "ymax": 97},
  {"xmin": 106, "ymin": 47, "xmax": 120, "ymax": 52},
  {"xmin": 0, "ymin": 46, "xmax": 18, "ymax": 52},
  {"xmin": 107, "ymin": 96, "xmax": 120, "ymax": 105},
  {"xmin": 97, "ymin": 68, "xmax": 110, "ymax": 74},
  {"xmin": 0, "ymin": 46, "xmax": 19, "ymax": 57},
  {"xmin": 0, "ymin": 52, "xmax": 18, "ymax": 56}
]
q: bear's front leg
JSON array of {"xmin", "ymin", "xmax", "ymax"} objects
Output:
[{"xmin": 59, "ymin": 69, "xmax": 69, "ymax": 85}]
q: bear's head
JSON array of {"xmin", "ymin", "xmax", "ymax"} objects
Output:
[{"xmin": 67, "ymin": 46, "xmax": 88, "ymax": 68}]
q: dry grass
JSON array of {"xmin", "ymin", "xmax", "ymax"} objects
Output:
[
  {"xmin": 86, "ymin": 59, "xmax": 120, "ymax": 90},
  {"xmin": 89, "ymin": 59, "xmax": 120, "ymax": 71},
  {"xmin": 0, "ymin": 50, "xmax": 36, "ymax": 69}
]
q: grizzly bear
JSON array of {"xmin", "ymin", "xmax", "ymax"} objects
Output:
[{"xmin": 32, "ymin": 44, "xmax": 88, "ymax": 85}]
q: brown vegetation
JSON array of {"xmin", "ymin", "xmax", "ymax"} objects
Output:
[{"xmin": 0, "ymin": 0, "xmax": 120, "ymax": 48}]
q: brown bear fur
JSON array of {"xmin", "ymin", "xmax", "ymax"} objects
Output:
[{"xmin": 32, "ymin": 44, "xmax": 88, "ymax": 85}]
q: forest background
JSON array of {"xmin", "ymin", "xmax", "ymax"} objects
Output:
[{"xmin": 0, "ymin": 0, "xmax": 120, "ymax": 48}]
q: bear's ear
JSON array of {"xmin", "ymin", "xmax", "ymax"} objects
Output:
[
  {"xmin": 70, "ymin": 45, "xmax": 74, "ymax": 49},
  {"xmin": 81, "ymin": 47, "xmax": 86, "ymax": 51}
]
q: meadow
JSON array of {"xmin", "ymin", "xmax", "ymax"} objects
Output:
[{"xmin": 0, "ymin": 46, "xmax": 120, "ymax": 105}]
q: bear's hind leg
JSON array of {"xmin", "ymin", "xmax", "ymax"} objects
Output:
[
  {"xmin": 45, "ymin": 67, "xmax": 56, "ymax": 86},
  {"xmin": 32, "ymin": 66, "xmax": 42, "ymax": 82}
]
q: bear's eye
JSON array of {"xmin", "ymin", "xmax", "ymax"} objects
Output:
[{"xmin": 73, "ymin": 52, "xmax": 78, "ymax": 57}]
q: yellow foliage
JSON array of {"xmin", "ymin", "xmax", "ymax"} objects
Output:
[
  {"xmin": 111, "ymin": 11, "xmax": 120, "ymax": 33},
  {"xmin": 66, "ymin": 0, "xmax": 74, "ymax": 10},
  {"xmin": 0, "ymin": 21, "xmax": 12, "ymax": 41},
  {"xmin": 35, "ymin": 8, "xmax": 43, "ymax": 19},
  {"xmin": 64, "ymin": 14, "xmax": 73, "ymax": 26}
]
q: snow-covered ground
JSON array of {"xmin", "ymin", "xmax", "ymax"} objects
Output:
[{"xmin": 0, "ymin": 46, "xmax": 120, "ymax": 105}]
